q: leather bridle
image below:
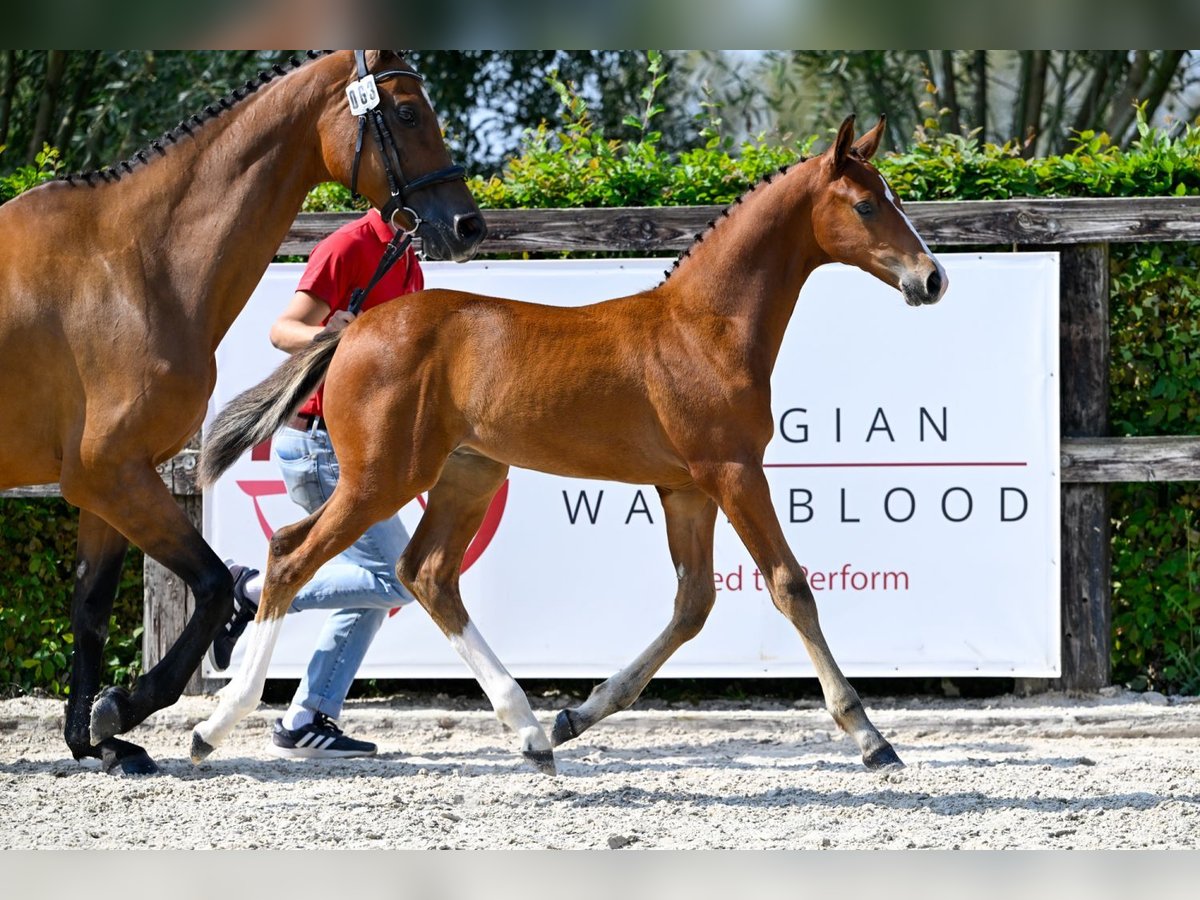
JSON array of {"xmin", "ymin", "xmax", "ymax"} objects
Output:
[
  {"xmin": 346, "ymin": 50, "xmax": 466, "ymax": 234},
  {"xmin": 343, "ymin": 51, "xmax": 467, "ymax": 315}
]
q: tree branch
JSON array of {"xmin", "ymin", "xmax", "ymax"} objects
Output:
[
  {"xmin": 27, "ymin": 50, "xmax": 67, "ymax": 162},
  {"xmin": 972, "ymin": 51, "xmax": 988, "ymax": 139},
  {"xmin": 1137, "ymin": 50, "xmax": 1188, "ymax": 130},
  {"xmin": 0, "ymin": 50, "xmax": 16, "ymax": 148},
  {"xmin": 1022, "ymin": 50, "xmax": 1049, "ymax": 156},
  {"xmin": 940, "ymin": 50, "xmax": 962, "ymax": 135},
  {"xmin": 1104, "ymin": 50, "xmax": 1151, "ymax": 143}
]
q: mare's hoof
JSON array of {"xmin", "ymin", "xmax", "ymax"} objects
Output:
[
  {"xmin": 89, "ymin": 686, "xmax": 130, "ymax": 744},
  {"xmin": 190, "ymin": 730, "xmax": 216, "ymax": 765},
  {"xmin": 522, "ymin": 748, "xmax": 557, "ymax": 776},
  {"xmin": 864, "ymin": 743, "xmax": 904, "ymax": 771},
  {"xmin": 100, "ymin": 740, "xmax": 159, "ymax": 776},
  {"xmin": 551, "ymin": 709, "xmax": 580, "ymax": 747}
]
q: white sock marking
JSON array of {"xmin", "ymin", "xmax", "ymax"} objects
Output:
[
  {"xmin": 448, "ymin": 620, "xmax": 550, "ymax": 754},
  {"xmin": 194, "ymin": 615, "xmax": 285, "ymax": 753}
]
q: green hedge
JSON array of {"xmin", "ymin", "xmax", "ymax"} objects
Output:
[
  {"xmin": 2, "ymin": 78, "xmax": 1198, "ymax": 694},
  {"xmin": 0, "ymin": 498, "xmax": 143, "ymax": 695}
]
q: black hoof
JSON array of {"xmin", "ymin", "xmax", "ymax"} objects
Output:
[
  {"xmin": 190, "ymin": 730, "xmax": 216, "ymax": 764},
  {"xmin": 864, "ymin": 743, "xmax": 904, "ymax": 771},
  {"xmin": 551, "ymin": 709, "xmax": 580, "ymax": 747},
  {"xmin": 89, "ymin": 686, "xmax": 131, "ymax": 744},
  {"xmin": 522, "ymin": 748, "xmax": 557, "ymax": 776},
  {"xmin": 100, "ymin": 739, "xmax": 159, "ymax": 776}
]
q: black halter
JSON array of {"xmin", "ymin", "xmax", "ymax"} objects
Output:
[
  {"xmin": 344, "ymin": 51, "xmax": 466, "ymax": 315},
  {"xmin": 347, "ymin": 50, "xmax": 465, "ymax": 232}
]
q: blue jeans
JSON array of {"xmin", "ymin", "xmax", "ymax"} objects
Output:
[{"xmin": 272, "ymin": 424, "xmax": 415, "ymax": 719}]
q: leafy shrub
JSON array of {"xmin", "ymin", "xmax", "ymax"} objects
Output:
[
  {"xmin": 0, "ymin": 498, "xmax": 143, "ymax": 696},
  {"xmin": 0, "ymin": 144, "xmax": 63, "ymax": 204},
  {"xmin": 1108, "ymin": 242, "xmax": 1200, "ymax": 692}
]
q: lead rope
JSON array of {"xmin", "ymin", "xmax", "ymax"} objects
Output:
[{"xmin": 347, "ymin": 227, "xmax": 414, "ymax": 316}]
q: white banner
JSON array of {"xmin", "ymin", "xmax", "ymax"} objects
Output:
[{"xmin": 204, "ymin": 253, "xmax": 1060, "ymax": 679}]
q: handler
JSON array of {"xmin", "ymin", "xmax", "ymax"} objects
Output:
[{"xmin": 212, "ymin": 207, "xmax": 422, "ymax": 759}]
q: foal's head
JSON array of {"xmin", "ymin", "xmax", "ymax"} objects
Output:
[
  {"xmin": 809, "ymin": 115, "xmax": 947, "ymax": 306},
  {"xmin": 317, "ymin": 50, "xmax": 486, "ymax": 262}
]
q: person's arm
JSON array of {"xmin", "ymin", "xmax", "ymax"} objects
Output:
[{"xmin": 269, "ymin": 291, "xmax": 356, "ymax": 354}]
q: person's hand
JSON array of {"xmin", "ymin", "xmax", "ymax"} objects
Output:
[{"xmin": 318, "ymin": 309, "xmax": 356, "ymax": 338}]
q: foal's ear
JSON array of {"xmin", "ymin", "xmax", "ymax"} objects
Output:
[
  {"xmin": 827, "ymin": 114, "xmax": 857, "ymax": 175},
  {"xmin": 852, "ymin": 114, "xmax": 886, "ymax": 161}
]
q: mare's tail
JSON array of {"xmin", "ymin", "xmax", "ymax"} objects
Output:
[{"xmin": 198, "ymin": 332, "xmax": 344, "ymax": 486}]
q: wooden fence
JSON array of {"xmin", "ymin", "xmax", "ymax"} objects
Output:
[{"xmin": 6, "ymin": 197, "xmax": 1200, "ymax": 693}]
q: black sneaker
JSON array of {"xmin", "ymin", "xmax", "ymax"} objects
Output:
[
  {"xmin": 268, "ymin": 713, "xmax": 378, "ymax": 759},
  {"xmin": 210, "ymin": 563, "xmax": 259, "ymax": 670}
]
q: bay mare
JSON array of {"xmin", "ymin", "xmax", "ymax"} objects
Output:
[
  {"xmin": 0, "ymin": 51, "xmax": 485, "ymax": 773},
  {"xmin": 196, "ymin": 115, "xmax": 947, "ymax": 775}
]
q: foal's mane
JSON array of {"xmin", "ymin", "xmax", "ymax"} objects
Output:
[
  {"xmin": 57, "ymin": 50, "xmax": 337, "ymax": 188},
  {"xmin": 657, "ymin": 154, "xmax": 810, "ymax": 287}
]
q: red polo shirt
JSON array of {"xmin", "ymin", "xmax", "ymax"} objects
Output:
[{"xmin": 295, "ymin": 209, "xmax": 424, "ymax": 418}]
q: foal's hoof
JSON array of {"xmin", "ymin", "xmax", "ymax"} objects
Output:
[
  {"xmin": 89, "ymin": 686, "xmax": 131, "ymax": 744},
  {"xmin": 522, "ymin": 748, "xmax": 557, "ymax": 776},
  {"xmin": 863, "ymin": 743, "xmax": 904, "ymax": 771},
  {"xmin": 100, "ymin": 739, "xmax": 160, "ymax": 776},
  {"xmin": 551, "ymin": 709, "xmax": 580, "ymax": 747},
  {"xmin": 190, "ymin": 730, "xmax": 216, "ymax": 765}
]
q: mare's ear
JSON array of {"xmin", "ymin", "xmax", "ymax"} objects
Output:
[
  {"xmin": 826, "ymin": 114, "xmax": 856, "ymax": 175},
  {"xmin": 852, "ymin": 114, "xmax": 886, "ymax": 161}
]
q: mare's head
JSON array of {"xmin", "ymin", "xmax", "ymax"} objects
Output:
[
  {"xmin": 317, "ymin": 50, "xmax": 486, "ymax": 262},
  {"xmin": 809, "ymin": 115, "xmax": 947, "ymax": 306}
]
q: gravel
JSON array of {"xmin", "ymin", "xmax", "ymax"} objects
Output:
[{"xmin": 2, "ymin": 690, "xmax": 1197, "ymax": 849}]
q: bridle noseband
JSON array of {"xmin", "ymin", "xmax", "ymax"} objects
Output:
[{"xmin": 346, "ymin": 50, "xmax": 465, "ymax": 233}]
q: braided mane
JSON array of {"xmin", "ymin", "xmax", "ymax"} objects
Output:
[
  {"xmin": 58, "ymin": 50, "xmax": 336, "ymax": 187},
  {"xmin": 657, "ymin": 156, "xmax": 809, "ymax": 287}
]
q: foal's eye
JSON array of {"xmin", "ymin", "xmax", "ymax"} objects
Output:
[
  {"xmin": 854, "ymin": 200, "xmax": 874, "ymax": 216},
  {"xmin": 395, "ymin": 106, "xmax": 418, "ymax": 126}
]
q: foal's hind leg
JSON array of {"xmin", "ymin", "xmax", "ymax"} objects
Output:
[
  {"xmin": 396, "ymin": 452, "xmax": 556, "ymax": 774},
  {"xmin": 191, "ymin": 484, "xmax": 408, "ymax": 760},
  {"xmin": 553, "ymin": 486, "xmax": 718, "ymax": 747},
  {"xmin": 706, "ymin": 463, "xmax": 902, "ymax": 770}
]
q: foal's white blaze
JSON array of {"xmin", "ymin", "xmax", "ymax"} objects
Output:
[
  {"xmin": 449, "ymin": 620, "xmax": 551, "ymax": 754},
  {"xmin": 193, "ymin": 615, "xmax": 286, "ymax": 755},
  {"xmin": 882, "ymin": 177, "xmax": 948, "ymax": 299}
]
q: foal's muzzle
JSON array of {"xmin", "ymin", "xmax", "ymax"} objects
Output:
[{"xmin": 901, "ymin": 259, "xmax": 949, "ymax": 306}]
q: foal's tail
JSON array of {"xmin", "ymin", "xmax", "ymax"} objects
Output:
[{"xmin": 198, "ymin": 331, "xmax": 344, "ymax": 486}]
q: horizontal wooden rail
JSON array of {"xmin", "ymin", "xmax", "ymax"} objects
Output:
[
  {"xmin": 5, "ymin": 438, "xmax": 1198, "ymax": 502},
  {"xmin": 278, "ymin": 197, "xmax": 1200, "ymax": 256},
  {"xmin": 1059, "ymin": 436, "xmax": 1200, "ymax": 483}
]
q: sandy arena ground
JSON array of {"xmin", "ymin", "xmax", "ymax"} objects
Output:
[{"xmin": 1, "ymin": 689, "xmax": 1197, "ymax": 850}]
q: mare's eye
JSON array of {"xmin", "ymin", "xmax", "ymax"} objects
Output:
[
  {"xmin": 395, "ymin": 106, "xmax": 418, "ymax": 126},
  {"xmin": 854, "ymin": 200, "xmax": 874, "ymax": 216}
]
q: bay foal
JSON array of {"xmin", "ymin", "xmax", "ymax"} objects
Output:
[
  {"xmin": 0, "ymin": 51, "xmax": 483, "ymax": 773},
  {"xmin": 195, "ymin": 115, "xmax": 947, "ymax": 774}
]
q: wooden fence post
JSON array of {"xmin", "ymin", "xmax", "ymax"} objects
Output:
[
  {"xmin": 1058, "ymin": 243, "xmax": 1112, "ymax": 691},
  {"xmin": 142, "ymin": 437, "xmax": 220, "ymax": 694}
]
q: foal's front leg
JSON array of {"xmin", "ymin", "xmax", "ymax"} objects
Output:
[
  {"xmin": 706, "ymin": 462, "xmax": 903, "ymax": 770},
  {"xmin": 552, "ymin": 486, "xmax": 718, "ymax": 746}
]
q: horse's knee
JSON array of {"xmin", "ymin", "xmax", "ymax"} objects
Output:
[{"xmin": 196, "ymin": 562, "xmax": 234, "ymax": 602}]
